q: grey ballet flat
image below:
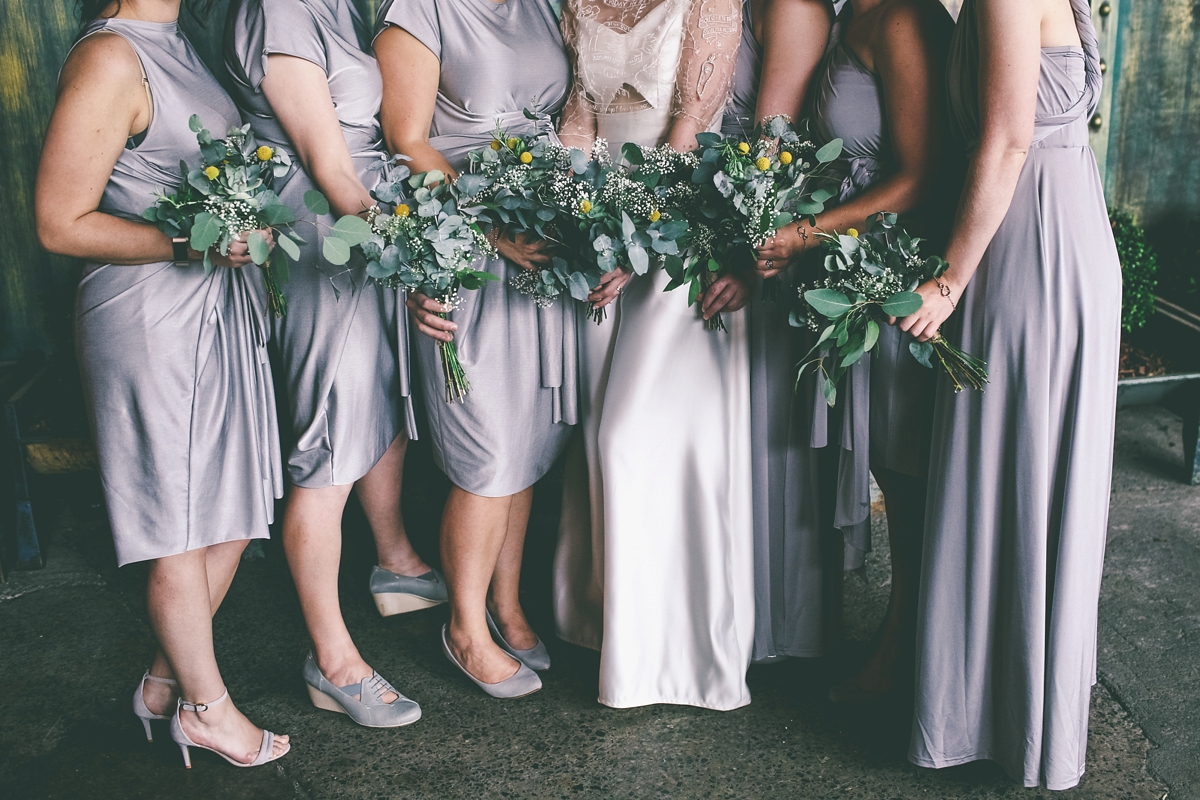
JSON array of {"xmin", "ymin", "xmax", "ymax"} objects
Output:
[
  {"xmin": 369, "ymin": 566, "xmax": 449, "ymax": 616},
  {"xmin": 440, "ymin": 624, "xmax": 542, "ymax": 699},
  {"xmin": 302, "ymin": 652, "xmax": 422, "ymax": 728},
  {"xmin": 486, "ymin": 610, "xmax": 551, "ymax": 671}
]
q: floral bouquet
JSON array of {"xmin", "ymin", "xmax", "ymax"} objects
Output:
[
  {"xmin": 347, "ymin": 157, "xmax": 496, "ymax": 403},
  {"xmin": 692, "ymin": 115, "xmax": 843, "ymax": 302},
  {"xmin": 793, "ymin": 212, "xmax": 988, "ymax": 405},
  {"xmin": 143, "ymin": 115, "xmax": 299, "ymax": 317},
  {"xmin": 455, "ymin": 114, "xmax": 605, "ymax": 314}
]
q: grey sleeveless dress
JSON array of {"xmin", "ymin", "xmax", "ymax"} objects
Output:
[
  {"xmin": 224, "ymin": 0, "xmax": 414, "ymax": 490},
  {"xmin": 376, "ymin": 0, "xmax": 576, "ymax": 497},
  {"xmin": 908, "ymin": 0, "xmax": 1120, "ymax": 790},
  {"xmin": 722, "ymin": 1, "xmax": 825, "ymax": 662},
  {"xmin": 73, "ymin": 18, "xmax": 282, "ymax": 566}
]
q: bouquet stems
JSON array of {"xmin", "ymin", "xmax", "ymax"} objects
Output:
[
  {"xmin": 760, "ymin": 275, "xmax": 782, "ymax": 303},
  {"xmin": 263, "ymin": 265, "xmax": 288, "ymax": 318},
  {"xmin": 929, "ymin": 334, "xmax": 989, "ymax": 393},
  {"xmin": 702, "ymin": 269, "xmax": 727, "ymax": 332},
  {"xmin": 585, "ymin": 303, "xmax": 607, "ymax": 324},
  {"xmin": 438, "ymin": 311, "xmax": 470, "ymax": 403}
]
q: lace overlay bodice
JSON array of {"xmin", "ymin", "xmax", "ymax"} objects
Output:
[{"xmin": 561, "ymin": 0, "xmax": 741, "ymax": 134}]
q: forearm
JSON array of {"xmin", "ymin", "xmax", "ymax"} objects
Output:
[
  {"xmin": 40, "ymin": 212, "xmax": 175, "ymax": 265},
  {"xmin": 558, "ymin": 92, "xmax": 597, "ymax": 154},
  {"xmin": 666, "ymin": 116, "xmax": 708, "ymax": 152},
  {"xmin": 307, "ymin": 160, "xmax": 377, "ymax": 219},
  {"xmin": 812, "ymin": 172, "xmax": 931, "ymax": 234},
  {"xmin": 939, "ymin": 145, "xmax": 1027, "ymax": 293},
  {"xmin": 385, "ymin": 137, "xmax": 456, "ymax": 179}
]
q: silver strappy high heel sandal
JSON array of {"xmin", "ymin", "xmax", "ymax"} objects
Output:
[
  {"xmin": 132, "ymin": 671, "xmax": 177, "ymax": 742},
  {"xmin": 170, "ymin": 690, "xmax": 290, "ymax": 768}
]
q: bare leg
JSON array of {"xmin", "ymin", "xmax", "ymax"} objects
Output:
[
  {"xmin": 143, "ymin": 540, "xmax": 249, "ymax": 715},
  {"xmin": 284, "ymin": 483, "xmax": 396, "ymax": 702},
  {"xmin": 486, "ymin": 486, "xmax": 538, "ymax": 649},
  {"xmin": 441, "ymin": 486, "xmax": 523, "ymax": 683},
  {"xmin": 355, "ymin": 435, "xmax": 431, "ymax": 576},
  {"xmin": 147, "ymin": 545, "xmax": 289, "ymax": 763},
  {"xmin": 842, "ymin": 466, "xmax": 926, "ymax": 696}
]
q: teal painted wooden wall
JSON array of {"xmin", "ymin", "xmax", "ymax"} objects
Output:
[{"xmin": 1104, "ymin": 0, "xmax": 1200, "ymax": 227}]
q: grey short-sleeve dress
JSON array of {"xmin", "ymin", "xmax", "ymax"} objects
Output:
[
  {"xmin": 224, "ymin": 0, "xmax": 415, "ymax": 490},
  {"xmin": 73, "ymin": 18, "xmax": 282, "ymax": 566},
  {"xmin": 908, "ymin": 0, "xmax": 1120, "ymax": 790},
  {"xmin": 376, "ymin": 0, "xmax": 577, "ymax": 497},
  {"xmin": 722, "ymin": 2, "xmax": 826, "ymax": 662}
]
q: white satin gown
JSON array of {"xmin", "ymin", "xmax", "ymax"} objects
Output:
[{"xmin": 553, "ymin": 0, "xmax": 755, "ymax": 711}]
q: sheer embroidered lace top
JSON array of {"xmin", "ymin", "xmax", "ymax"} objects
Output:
[{"xmin": 560, "ymin": 0, "xmax": 741, "ymax": 134}]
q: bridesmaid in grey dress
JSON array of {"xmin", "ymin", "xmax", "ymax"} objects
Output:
[
  {"xmin": 723, "ymin": 0, "xmax": 834, "ymax": 663},
  {"xmin": 901, "ymin": 0, "xmax": 1119, "ymax": 789},
  {"xmin": 37, "ymin": 0, "xmax": 288, "ymax": 767},
  {"xmin": 754, "ymin": 0, "xmax": 955, "ymax": 692},
  {"xmin": 375, "ymin": 0, "xmax": 575, "ymax": 698},
  {"xmin": 224, "ymin": 0, "xmax": 434, "ymax": 729}
]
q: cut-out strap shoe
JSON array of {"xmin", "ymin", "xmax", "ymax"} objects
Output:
[
  {"xmin": 170, "ymin": 690, "xmax": 290, "ymax": 768},
  {"xmin": 133, "ymin": 671, "xmax": 177, "ymax": 742},
  {"xmin": 302, "ymin": 652, "xmax": 421, "ymax": 728}
]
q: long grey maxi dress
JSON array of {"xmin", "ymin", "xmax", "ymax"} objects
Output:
[
  {"xmin": 908, "ymin": 0, "xmax": 1120, "ymax": 790},
  {"xmin": 723, "ymin": 0, "xmax": 825, "ymax": 662},
  {"xmin": 73, "ymin": 18, "xmax": 282, "ymax": 567},
  {"xmin": 224, "ymin": 0, "xmax": 415, "ymax": 490},
  {"xmin": 376, "ymin": 0, "xmax": 576, "ymax": 497}
]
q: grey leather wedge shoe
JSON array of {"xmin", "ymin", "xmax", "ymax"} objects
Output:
[
  {"xmin": 441, "ymin": 624, "xmax": 542, "ymax": 699},
  {"xmin": 369, "ymin": 566, "xmax": 449, "ymax": 616},
  {"xmin": 302, "ymin": 652, "xmax": 422, "ymax": 728},
  {"xmin": 485, "ymin": 610, "xmax": 551, "ymax": 671}
]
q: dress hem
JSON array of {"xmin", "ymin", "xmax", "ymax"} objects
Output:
[
  {"xmin": 599, "ymin": 695, "xmax": 752, "ymax": 713},
  {"xmin": 908, "ymin": 751, "xmax": 1085, "ymax": 791},
  {"xmin": 116, "ymin": 530, "xmax": 269, "ymax": 568}
]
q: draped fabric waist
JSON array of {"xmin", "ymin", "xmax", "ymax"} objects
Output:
[
  {"xmin": 835, "ymin": 155, "xmax": 885, "ymax": 203},
  {"xmin": 966, "ymin": 114, "xmax": 1091, "ymax": 154}
]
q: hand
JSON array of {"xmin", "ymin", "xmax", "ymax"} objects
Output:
[
  {"xmin": 587, "ymin": 267, "xmax": 632, "ymax": 310},
  {"xmin": 207, "ymin": 229, "xmax": 274, "ymax": 269},
  {"xmin": 405, "ymin": 290, "xmax": 457, "ymax": 343},
  {"xmin": 754, "ymin": 223, "xmax": 807, "ymax": 279},
  {"xmin": 700, "ymin": 273, "xmax": 752, "ymax": 320},
  {"xmin": 495, "ymin": 230, "xmax": 553, "ymax": 271},
  {"xmin": 897, "ymin": 279, "xmax": 958, "ymax": 342}
]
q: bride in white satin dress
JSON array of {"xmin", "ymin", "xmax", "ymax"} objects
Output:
[{"xmin": 553, "ymin": 0, "xmax": 755, "ymax": 711}]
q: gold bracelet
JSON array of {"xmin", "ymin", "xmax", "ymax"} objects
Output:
[
  {"xmin": 796, "ymin": 221, "xmax": 809, "ymax": 256},
  {"xmin": 935, "ymin": 278, "xmax": 957, "ymax": 309}
]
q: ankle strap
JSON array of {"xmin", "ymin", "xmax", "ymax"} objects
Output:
[
  {"xmin": 142, "ymin": 671, "xmax": 178, "ymax": 687},
  {"xmin": 178, "ymin": 689, "xmax": 230, "ymax": 713}
]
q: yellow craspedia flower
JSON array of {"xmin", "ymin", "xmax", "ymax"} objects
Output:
[
  {"xmin": 847, "ymin": 227, "xmax": 859, "ymax": 238},
  {"xmin": 737, "ymin": 142, "xmax": 750, "ymax": 154},
  {"xmin": 203, "ymin": 165, "xmax": 220, "ymax": 180},
  {"xmin": 490, "ymin": 140, "xmax": 502, "ymax": 151},
  {"xmin": 396, "ymin": 203, "xmax": 411, "ymax": 217},
  {"xmin": 779, "ymin": 151, "xmax": 793, "ymax": 165},
  {"xmin": 519, "ymin": 151, "xmax": 533, "ymax": 164},
  {"xmin": 507, "ymin": 137, "xmax": 520, "ymax": 149},
  {"xmin": 649, "ymin": 209, "xmax": 661, "ymax": 223},
  {"xmin": 580, "ymin": 199, "xmax": 592, "ymax": 214},
  {"xmin": 256, "ymin": 145, "xmax": 274, "ymax": 161},
  {"xmin": 755, "ymin": 156, "xmax": 771, "ymax": 171}
]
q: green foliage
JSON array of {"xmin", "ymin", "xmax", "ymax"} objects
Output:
[{"xmin": 1110, "ymin": 209, "xmax": 1159, "ymax": 333}]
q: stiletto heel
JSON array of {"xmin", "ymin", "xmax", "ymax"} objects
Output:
[
  {"xmin": 132, "ymin": 671, "xmax": 177, "ymax": 742},
  {"xmin": 169, "ymin": 690, "xmax": 290, "ymax": 768}
]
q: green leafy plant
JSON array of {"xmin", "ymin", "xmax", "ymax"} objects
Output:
[{"xmin": 1110, "ymin": 209, "xmax": 1158, "ymax": 333}]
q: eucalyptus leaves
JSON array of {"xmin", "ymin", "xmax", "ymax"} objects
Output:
[
  {"xmin": 143, "ymin": 115, "xmax": 298, "ymax": 317},
  {"xmin": 794, "ymin": 212, "xmax": 988, "ymax": 404}
]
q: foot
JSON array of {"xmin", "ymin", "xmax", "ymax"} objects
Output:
[
  {"xmin": 376, "ymin": 547, "xmax": 432, "ymax": 579},
  {"xmin": 316, "ymin": 653, "xmax": 399, "ymax": 704},
  {"xmin": 485, "ymin": 600, "xmax": 539, "ymax": 651},
  {"xmin": 179, "ymin": 697, "xmax": 289, "ymax": 765},
  {"xmin": 142, "ymin": 672, "xmax": 178, "ymax": 717},
  {"xmin": 445, "ymin": 625, "xmax": 521, "ymax": 685}
]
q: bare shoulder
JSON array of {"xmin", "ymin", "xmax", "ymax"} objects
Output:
[{"xmin": 58, "ymin": 30, "xmax": 144, "ymax": 95}]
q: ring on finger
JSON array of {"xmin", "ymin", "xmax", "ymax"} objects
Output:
[{"xmin": 765, "ymin": 260, "xmax": 773, "ymax": 270}]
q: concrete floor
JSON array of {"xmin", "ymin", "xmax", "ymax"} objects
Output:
[{"xmin": 0, "ymin": 404, "xmax": 1189, "ymax": 799}]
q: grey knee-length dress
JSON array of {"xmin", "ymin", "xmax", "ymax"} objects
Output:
[
  {"xmin": 376, "ymin": 0, "xmax": 576, "ymax": 497},
  {"xmin": 73, "ymin": 18, "xmax": 282, "ymax": 567},
  {"xmin": 224, "ymin": 0, "xmax": 415, "ymax": 490},
  {"xmin": 908, "ymin": 0, "xmax": 1120, "ymax": 790},
  {"xmin": 723, "ymin": 2, "xmax": 826, "ymax": 662}
]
